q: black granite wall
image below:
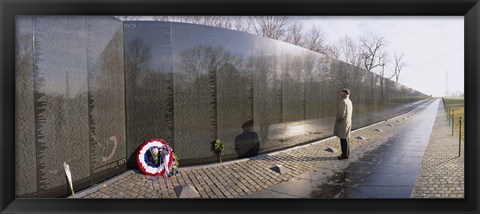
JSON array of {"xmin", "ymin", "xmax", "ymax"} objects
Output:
[
  {"xmin": 123, "ymin": 22, "xmax": 174, "ymax": 168},
  {"xmin": 15, "ymin": 18, "xmax": 427, "ymax": 197},
  {"xmin": 123, "ymin": 21, "xmax": 427, "ymax": 165},
  {"xmin": 16, "ymin": 16, "xmax": 37, "ymax": 197},
  {"xmin": 16, "ymin": 16, "xmax": 126, "ymax": 198}
]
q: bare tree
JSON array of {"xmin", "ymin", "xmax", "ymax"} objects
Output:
[
  {"xmin": 326, "ymin": 44, "xmax": 341, "ymax": 60},
  {"xmin": 283, "ymin": 22, "xmax": 305, "ymax": 46},
  {"xmin": 359, "ymin": 34, "xmax": 389, "ymax": 103},
  {"xmin": 231, "ymin": 16, "xmax": 251, "ymax": 32},
  {"xmin": 152, "ymin": 16, "xmax": 171, "ymax": 21},
  {"xmin": 125, "ymin": 38, "xmax": 151, "ymax": 73},
  {"xmin": 359, "ymin": 34, "xmax": 387, "ymax": 73},
  {"xmin": 217, "ymin": 16, "xmax": 243, "ymax": 30},
  {"xmin": 187, "ymin": 16, "xmax": 234, "ymax": 28},
  {"xmin": 303, "ymin": 25, "xmax": 327, "ymax": 53},
  {"xmin": 248, "ymin": 16, "xmax": 291, "ymax": 40},
  {"xmin": 153, "ymin": 16, "xmax": 218, "ymax": 27},
  {"xmin": 114, "ymin": 16, "xmax": 141, "ymax": 21},
  {"xmin": 339, "ymin": 35, "xmax": 360, "ymax": 66},
  {"xmin": 125, "ymin": 38, "xmax": 152, "ymax": 88},
  {"xmin": 153, "ymin": 16, "xmax": 251, "ymax": 33},
  {"xmin": 153, "ymin": 16, "xmax": 198, "ymax": 23},
  {"xmin": 390, "ymin": 53, "xmax": 406, "ymax": 83}
]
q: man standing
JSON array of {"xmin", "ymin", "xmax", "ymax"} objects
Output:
[{"xmin": 334, "ymin": 88, "xmax": 353, "ymax": 160}]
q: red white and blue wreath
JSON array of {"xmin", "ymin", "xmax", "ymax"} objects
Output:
[{"xmin": 136, "ymin": 139, "xmax": 179, "ymax": 188}]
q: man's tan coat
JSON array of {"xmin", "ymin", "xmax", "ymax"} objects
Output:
[{"xmin": 334, "ymin": 97, "xmax": 353, "ymax": 139}]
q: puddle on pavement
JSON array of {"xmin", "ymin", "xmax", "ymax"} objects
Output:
[{"xmin": 309, "ymin": 171, "xmax": 349, "ymax": 198}]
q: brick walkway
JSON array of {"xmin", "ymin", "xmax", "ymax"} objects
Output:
[
  {"xmin": 410, "ymin": 100, "xmax": 464, "ymax": 198},
  {"xmin": 76, "ymin": 100, "xmax": 443, "ymax": 199}
]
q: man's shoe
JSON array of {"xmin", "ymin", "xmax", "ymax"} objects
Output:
[{"xmin": 337, "ymin": 156, "xmax": 348, "ymax": 160}]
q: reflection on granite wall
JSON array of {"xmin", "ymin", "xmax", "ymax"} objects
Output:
[
  {"xmin": 15, "ymin": 16, "xmax": 37, "ymax": 196},
  {"xmin": 124, "ymin": 22, "xmax": 174, "ymax": 168},
  {"xmin": 214, "ymin": 28, "xmax": 254, "ymax": 157},
  {"xmin": 15, "ymin": 16, "xmax": 125, "ymax": 198},
  {"xmin": 252, "ymin": 37, "xmax": 283, "ymax": 152},
  {"xmin": 33, "ymin": 16, "xmax": 91, "ymax": 192},
  {"xmin": 125, "ymin": 21, "xmax": 427, "ymax": 164},
  {"xmin": 16, "ymin": 18, "xmax": 427, "ymax": 197},
  {"xmin": 87, "ymin": 16, "xmax": 126, "ymax": 173},
  {"xmin": 171, "ymin": 23, "xmax": 217, "ymax": 162},
  {"xmin": 281, "ymin": 44, "xmax": 306, "ymax": 123},
  {"xmin": 304, "ymin": 53, "xmax": 328, "ymax": 142}
]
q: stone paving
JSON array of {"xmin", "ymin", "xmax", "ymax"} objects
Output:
[
  {"xmin": 76, "ymin": 99, "xmax": 461, "ymax": 199},
  {"xmin": 244, "ymin": 99, "xmax": 438, "ymax": 198},
  {"xmin": 410, "ymin": 100, "xmax": 464, "ymax": 198}
]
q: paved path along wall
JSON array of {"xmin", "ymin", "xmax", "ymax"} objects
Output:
[
  {"xmin": 410, "ymin": 100, "xmax": 464, "ymax": 198},
  {"xmin": 245, "ymin": 98, "xmax": 439, "ymax": 198}
]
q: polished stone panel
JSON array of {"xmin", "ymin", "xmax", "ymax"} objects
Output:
[
  {"xmin": 357, "ymin": 68, "xmax": 370, "ymax": 126},
  {"xmin": 252, "ymin": 37, "xmax": 283, "ymax": 151},
  {"xmin": 172, "ymin": 23, "xmax": 217, "ymax": 161},
  {"xmin": 33, "ymin": 16, "xmax": 90, "ymax": 191},
  {"xmin": 15, "ymin": 16, "xmax": 37, "ymax": 196},
  {"xmin": 16, "ymin": 16, "xmax": 126, "ymax": 198},
  {"xmin": 281, "ymin": 43, "xmax": 306, "ymax": 123},
  {"xmin": 304, "ymin": 53, "xmax": 330, "ymax": 142},
  {"xmin": 214, "ymin": 28, "xmax": 254, "ymax": 158},
  {"xmin": 122, "ymin": 21, "xmax": 427, "ymax": 164},
  {"xmin": 87, "ymin": 17, "xmax": 126, "ymax": 172},
  {"xmin": 304, "ymin": 52, "xmax": 326, "ymax": 120},
  {"xmin": 124, "ymin": 21, "xmax": 174, "ymax": 167},
  {"xmin": 276, "ymin": 43, "xmax": 308, "ymax": 149},
  {"xmin": 323, "ymin": 58, "xmax": 340, "ymax": 119}
]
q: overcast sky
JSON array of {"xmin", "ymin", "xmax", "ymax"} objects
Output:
[{"xmin": 297, "ymin": 16, "xmax": 464, "ymax": 97}]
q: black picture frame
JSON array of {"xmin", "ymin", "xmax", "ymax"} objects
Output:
[{"xmin": 1, "ymin": 0, "xmax": 478, "ymax": 213}]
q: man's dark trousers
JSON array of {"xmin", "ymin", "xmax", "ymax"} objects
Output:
[{"xmin": 340, "ymin": 138, "xmax": 350, "ymax": 158}]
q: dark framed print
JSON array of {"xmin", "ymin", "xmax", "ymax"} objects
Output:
[{"xmin": 1, "ymin": 0, "xmax": 479, "ymax": 213}]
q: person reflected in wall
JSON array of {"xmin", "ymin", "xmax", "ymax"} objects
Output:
[
  {"xmin": 334, "ymin": 88, "xmax": 353, "ymax": 160},
  {"xmin": 234, "ymin": 120, "xmax": 260, "ymax": 159}
]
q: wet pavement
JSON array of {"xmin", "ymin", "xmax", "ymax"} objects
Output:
[
  {"xmin": 244, "ymin": 99, "xmax": 439, "ymax": 198},
  {"xmin": 410, "ymin": 99, "xmax": 464, "ymax": 198}
]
